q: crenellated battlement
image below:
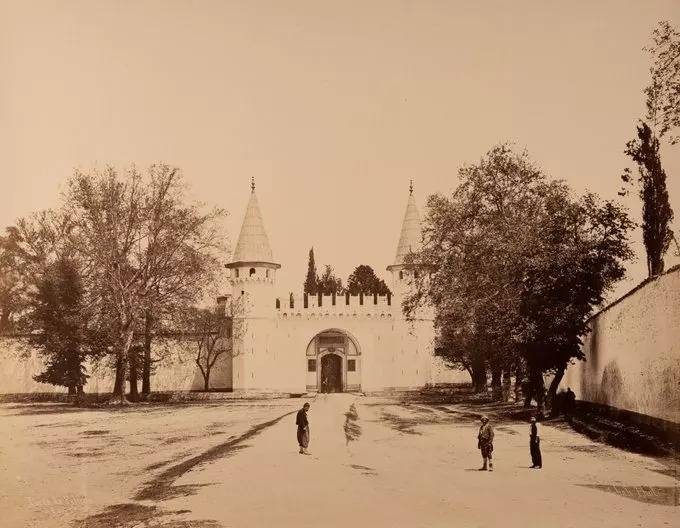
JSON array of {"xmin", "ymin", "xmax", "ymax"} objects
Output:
[{"xmin": 274, "ymin": 292, "xmax": 397, "ymax": 318}]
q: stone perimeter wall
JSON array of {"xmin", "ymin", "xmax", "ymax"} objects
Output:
[
  {"xmin": 0, "ymin": 336, "xmax": 232, "ymax": 395},
  {"xmin": 0, "ymin": 327, "xmax": 465, "ymax": 395},
  {"xmin": 561, "ymin": 266, "xmax": 680, "ymax": 423}
]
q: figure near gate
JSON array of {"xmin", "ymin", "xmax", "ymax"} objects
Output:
[{"xmin": 296, "ymin": 402, "xmax": 311, "ymax": 455}]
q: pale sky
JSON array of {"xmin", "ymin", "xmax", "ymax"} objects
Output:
[{"xmin": 1, "ymin": 0, "xmax": 679, "ymax": 301}]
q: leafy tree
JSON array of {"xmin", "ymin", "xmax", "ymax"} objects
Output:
[
  {"xmin": 405, "ymin": 144, "xmax": 633, "ymax": 407},
  {"xmin": 405, "ymin": 145, "xmax": 543, "ymax": 394},
  {"xmin": 304, "ymin": 247, "xmax": 318, "ymax": 294},
  {"xmin": 317, "ymin": 264, "xmax": 344, "ymax": 295},
  {"xmin": 181, "ymin": 298, "xmax": 243, "ymax": 391},
  {"xmin": 4, "ymin": 166, "xmax": 227, "ymax": 401},
  {"xmin": 519, "ymin": 192, "xmax": 633, "ymax": 405},
  {"xmin": 346, "ymin": 265, "xmax": 391, "ymax": 295},
  {"xmin": 65, "ymin": 165, "xmax": 226, "ymax": 403},
  {"xmin": 622, "ymin": 121, "xmax": 674, "ymax": 277},
  {"xmin": 29, "ymin": 258, "xmax": 90, "ymax": 395},
  {"xmin": 1, "ymin": 211, "xmax": 76, "ymax": 333},
  {"xmin": 644, "ymin": 21, "xmax": 680, "ymax": 144}
]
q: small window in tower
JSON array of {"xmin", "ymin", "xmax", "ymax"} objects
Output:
[
  {"xmin": 235, "ymin": 268, "xmax": 239, "ymax": 278},
  {"xmin": 414, "ymin": 270, "xmax": 419, "ymax": 279},
  {"xmin": 347, "ymin": 359, "xmax": 356, "ymax": 372},
  {"xmin": 249, "ymin": 268, "xmax": 256, "ymax": 276},
  {"xmin": 241, "ymin": 290, "xmax": 244, "ymax": 296},
  {"xmin": 307, "ymin": 359, "xmax": 316, "ymax": 372},
  {"xmin": 266, "ymin": 269, "xmax": 270, "ymax": 278},
  {"xmin": 399, "ymin": 270, "xmax": 404, "ymax": 280}
]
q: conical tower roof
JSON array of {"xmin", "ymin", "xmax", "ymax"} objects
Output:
[
  {"xmin": 228, "ymin": 181, "xmax": 279, "ymax": 267},
  {"xmin": 390, "ymin": 183, "xmax": 422, "ymax": 268}
]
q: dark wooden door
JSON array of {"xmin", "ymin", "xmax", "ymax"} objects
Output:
[{"xmin": 320, "ymin": 354, "xmax": 343, "ymax": 393}]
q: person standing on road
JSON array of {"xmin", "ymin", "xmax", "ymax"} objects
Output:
[
  {"xmin": 477, "ymin": 415, "xmax": 494, "ymax": 471},
  {"xmin": 529, "ymin": 416, "xmax": 542, "ymax": 469},
  {"xmin": 296, "ymin": 402, "xmax": 311, "ymax": 455}
]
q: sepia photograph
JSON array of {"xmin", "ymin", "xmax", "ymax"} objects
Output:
[{"xmin": 0, "ymin": 1, "xmax": 679, "ymax": 527}]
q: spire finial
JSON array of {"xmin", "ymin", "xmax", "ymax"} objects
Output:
[
  {"xmin": 251, "ymin": 177, "xmax": 255, "ymax": 193},
  {"xmin": 409, "ymin": 179, "xmax": 413, "ymax": 195}
]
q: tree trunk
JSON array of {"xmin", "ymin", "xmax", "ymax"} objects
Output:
[
  {"xmin": 112, "ymin": 325, "xmax": 134, "ymax": 404},
  {"xmin": 141, "ymin": 310, "xmax": 153, "ymax": 397},
  {"xmin": 73, "ymin": 385, "xmax": 83, "ymax": 406},
  {"xmin": 113, "ymin": 355, "xmax": 125, "ymax": 396},
  {"xmin": 490, "ymin": 368, "xmax": 502, "ymax": 401},
  {"xmin": 528, "ymin": 367, "xmax": 546, "ymax": 414},
  {"xmin": 471, "ymin": 354, "xmax": 487, "ymax": 393},
  {"xmin": 67, "ymin": 385, "xmax": 76, "ymax": 395},
  {"xmin": 648, "ymin": 253, "xmax": 664, "ymax": 277},
  {"xmin": 0, "ymin": 310, "xmax": 11, "ymax": 333},
  {"xmin": 501, "ymin": 370, "xmax": 512, "ymax": 402},
  {"xmin": 129, "ymin": 352, "xmax": 139, "ymax": 402},
  {"xmin": 523, "ymin": 368, "xmax": 535, "ymax": 408},
  {"xmin": 514, "ymin": 363, "xmax": 524, "ymax": 403},
  {"xmin": 546, "ymin": 364, "xmax": 566, "ymax": 412},
  {"xmin": 204, "ymin": 369, "xmax": 210, "ymax": 391}
]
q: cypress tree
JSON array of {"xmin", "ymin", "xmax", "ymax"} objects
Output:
[
  {"xmin": 623, "ymin": 121, "xmax": 675, "ymax": 276},
  {"xmin": 304, "ymin": 247, "xmax": 318, "ymax": 294}
]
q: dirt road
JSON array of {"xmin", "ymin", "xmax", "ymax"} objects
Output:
[{"xmin": 0, "ymin": 394, "xmax": 677, "ymax": 527}]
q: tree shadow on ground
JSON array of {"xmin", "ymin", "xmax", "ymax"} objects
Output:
[
  {"xmin": 377, "ymin": 400, "xmax": 483, "ymax": 436},
  {"xmin": 349, "ymin": 464, "xmax": 377, "ymax": 476},
  {"xmin": 647, "ymin": 464, "xmax": 680, "ymax": 481},
  {"xmin": 3, "ymin": 399, "xmax": 278, "ymax": 417},
  {"xmin": 73, "ymin": 502, "xmax": 222, "ymax": 528},
  {"xmin": 144, "ymin": 448, "xmax": 200, "ymax": 472},
  {"xmin": 495, "ymin": 426, "xmax": 519, "ymax": 435},
  {"xmin": 380, "ymin": 411, "xmax": 424, "ymax": 435},
  {"xmin": 134, "ymin": 411, "xmax": 294, "ymax": 501},
  {"xmin": 146, "ymin": 483, "xmax": 216, "ymax": 502},
  {"xmin": 579, "ymin": 484, "xmax": 680, "ymax": 506},
  {"xmin": 6, "ymin": 404, "xmax": 97, "ymax": 416},
  {"xmin": 394, "ymin": 389, "xmax": 538, "ymax": 423},
  {"xmin": 76, "ymin": 411, "xmax": 295, "ymax": 528}
]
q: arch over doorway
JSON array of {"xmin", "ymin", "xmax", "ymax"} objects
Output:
[{"xmin": 305, "ymin": 329, "xmax": 361, "ymax": 393}]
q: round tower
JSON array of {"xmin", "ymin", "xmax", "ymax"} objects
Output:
[
  {"xmin": 226, "ymin": 178, "xmax": 280, "ymax": 318},
  {"xmin": 386, "ymin": 181, "xmax": 435, "ymax": 388},
  {"xmin": 227, "ymin": 178, "xmax": 281, "ymax": 392},
  {"xmin": 386, "ymin": 180, "xmax": 423, "ymax": 296}
]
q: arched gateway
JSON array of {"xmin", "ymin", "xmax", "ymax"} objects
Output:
[{"xmin": 305, "ymin": 329, "xmax": 361, "ymax": 393}]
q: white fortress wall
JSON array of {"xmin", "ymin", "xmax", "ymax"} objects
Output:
[
  {"xmin": 561, "ymin": 266, "xmax": 680, "ymax": 423},
  {"xmin": 0, "ymin": 336, "xmax": 234, "ymax": 394}
]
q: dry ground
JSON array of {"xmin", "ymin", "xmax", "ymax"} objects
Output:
[{"xmin": 0, "ymin": 394, "xmax": 677, "ymax": 528}]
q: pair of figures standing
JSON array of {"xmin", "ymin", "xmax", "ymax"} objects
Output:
[{"xmin": 476, "ymin": 415, "xmax": 542, "ymax": 470}]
